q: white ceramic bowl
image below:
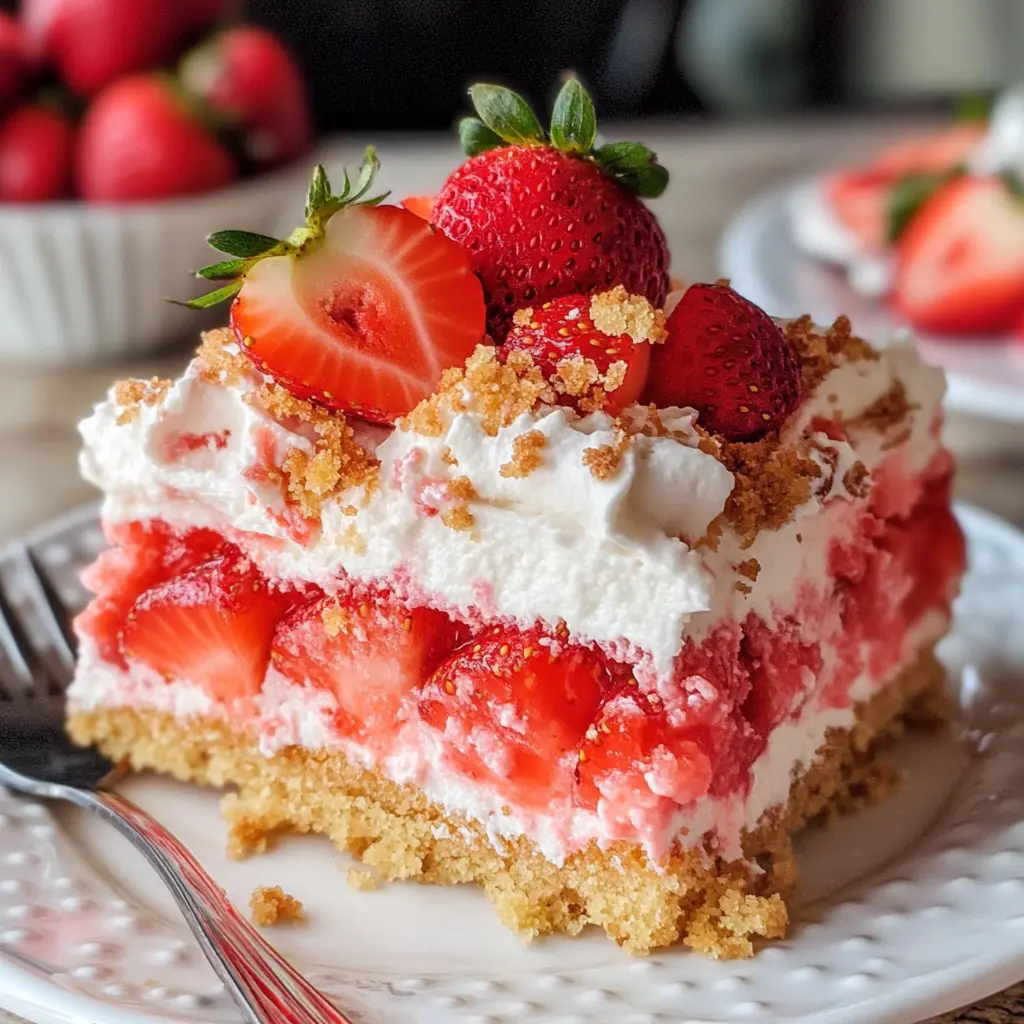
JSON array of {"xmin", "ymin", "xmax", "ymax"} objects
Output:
[{"xmin": 0, "ymin": 161, "xmax": 309, "ymax": 365}]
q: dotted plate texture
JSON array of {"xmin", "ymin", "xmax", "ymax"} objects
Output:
[{"xmin": 1, "ymin": 503, "xmax": 1023, "ymax": 1024}]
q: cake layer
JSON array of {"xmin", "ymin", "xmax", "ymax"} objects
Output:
[{"xmin": 68, "ymin": 646, "xmax": 945, "ymax": 957}]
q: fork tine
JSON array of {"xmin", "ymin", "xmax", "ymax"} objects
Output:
[
  {"xmin": 0, "ymin": 544, "xmax": 75, "ymax": 695},
  {"xmin": 24, "ymin": 547, "xmax": 78, "ymax": 672},
  {"xmin": 0, "ymin": 588, "xmax": 34, "ymax": 700}
]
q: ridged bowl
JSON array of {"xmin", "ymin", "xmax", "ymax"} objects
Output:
[{"xmin": 0, "ymin": 162, "xmax": 309, "ymax": 365}]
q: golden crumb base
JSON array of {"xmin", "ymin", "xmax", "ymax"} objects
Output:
[
  {"xmin": 68, "ymin": 648, "xmax": 945, "ymax": 958},
  {"xmin": 249, "ymin": 885, "xmax": 306, "ymax": 927}
]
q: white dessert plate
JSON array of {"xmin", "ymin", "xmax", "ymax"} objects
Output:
[
  {"xmin": 2, "ymin": 502, "xmax": 1024, "ymax": 1024},
  {"xmin": 719, "ymin": 179, "xmax": 1024, "ymax": 423}
]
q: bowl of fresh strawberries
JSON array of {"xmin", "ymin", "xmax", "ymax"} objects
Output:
[{"xmin": 0, "ymin": 0, "xmax": 314, "ymax": 364}]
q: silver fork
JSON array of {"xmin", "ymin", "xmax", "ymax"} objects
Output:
[{"xmin": 0, "ymin": 540, "xmax": 355, "ymax": 1024}]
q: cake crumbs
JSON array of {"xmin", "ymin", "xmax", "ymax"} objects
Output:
[
  {"xmin": 403, "ymin": 345, "xmax": 555, "ymax": 439},
  {"xmin": 589, "ymin": 285, "xmax": 667, "ymax": 344},
  {"xmin": 842, "ymin": 461, "xmax": 871, "ymax": 498},
  {"xmin": 512, "ymin": 307, "xmax": 534, "ymax": 327},
  {"xmin": 582, "ymin": 430, "xmax": 632, "ymax": 481},
  {"xmin": 500, "ymin": 430, "xmax": 547, "ymax": 478},
  {"xmin": 250, "ymin": 886, "xmax": 306, "ymax": 926},
  {"xmin": 848, "ymin": 380, "xmax": 914, "ymax": 435},
  {"xmin": 195, "ymin": 327, "xmax": 247, "ymax": 386},
  {"xmin": 710, "ymin": 438, "xmax": 822, "ymax": 549},
  {"xmin": 784, "ymin": 315, "xmax": 877, "ymax": 392},
  {"xmin": 442, "ymin": 505, "xmax": 475, "ymax": 531},
  {"xmin": 735, "ymin": 558, "xmax": 761, "ymax": 582},
  {"xmin": 347, "ymin": 867, "xmax": 382, "ymax": 891},
  {"xmin": 441, "ymin": 445, "xmax": 458, "ymax": 466},
  {"xmin": 113, "ymin": 377, "xmax": 172, "ymax": 425},
  {"xmin": 735, "ymin": 581, "xmax": 752, "ymax": 595},
  {"xmin": 252, "ymin": 381, "xmax": 379, "ymax": 520}
]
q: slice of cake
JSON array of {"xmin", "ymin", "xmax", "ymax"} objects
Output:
[{"xmin": 67, "ymin": 79, "xmax": 965, "ymax": 957}]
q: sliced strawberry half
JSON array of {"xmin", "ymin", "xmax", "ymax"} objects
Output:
[
  {"xmin": 76, "ymin": 521, "xmax": 228, "ymax": 668},
  {"xmin": 189, "ymin": 154, "xmax": 486, "ymax": 423},
  {"xmin": 419, "ymin": 625, "xmax": 612, "ymax": 805},
  {"xmin": 271, "ymin": 589, "xmax": 464, "ymax": 743},
  {"xmin": 893, "ymin": 176, "xmax": 1024, "ymax": 334},
  {"xmin": 120, "ymin": 551, "xmax": 299, "ymax": 703}
]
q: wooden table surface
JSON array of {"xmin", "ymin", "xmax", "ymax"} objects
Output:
[{"xmin": 1, "ymin": 118, "xmax": 1022, "ymax": 1023}]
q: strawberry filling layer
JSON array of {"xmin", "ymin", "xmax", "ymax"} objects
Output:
[{"xmin": 72, "ymin": 469, "xmax": 964, "ymax": 861}]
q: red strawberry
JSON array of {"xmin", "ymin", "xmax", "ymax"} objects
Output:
[
  {"xmin": 76, "ymin": 521, "xmax": 229, "ymax": 668},
  {"xmin": 181, "ymin": 0, "xmax": 238, "ymax": 31},
  {"xmin": 0, "ymin": 104, "xmax": 75, "ymax": 202},
  {"xmin": 190, "ymin": 156, "xmax": 485, "ymax": 422},
  {"xmin": 401, "ymin": 195, "xmax": 436, "ymax": 220},
  {"xmin": 871, "ymin": 122, "xmax": 986, "ymax": 179},
  {"xmin": 272, "ymin": 589, "xmax": 464, "ymax": 743},
  {"xmin": 431, "ymin": 78, "xmax": 670, "ymax": 340},
  {"xmin": 575, "ymin": 689, "xmax": 714, "ymax": 812},
  {"xmin": 825, "ymin": 169, "xmax": 888, "ymax": 250},
  {"xmin": 76, "ymin": 73, "xmax": 238, "ymax": 202},
  {"xmin": 0, "ymin": 14, "xmax": 30, "ymax": 113},
  {"xmin": 642, "ymin": 283, "xmax": 802, "ymax": 440},
  {"xmin": 419, "ymin": 625, "xmax": 612, "ymax": 805},
  {"xmin": 893, "ymin": 177, "xmax": 1024, "ymax": 335},
  {"xmin": 180, "ymin": 26, "xmax": 312, "ymax": 169},
  {"xmin": 739, "ymin": 615, "xmax": 822, "ymax": 738},
  {"xmin": 23, "ymin": 0, "xmax": 190, "ymax": 96},
  {"xmin": 121, "ymin": 550, "xmax": 298, "ymax": 703},
  {"xmin": 501, "ymin": 292, "xmax": 654, "ymax": 414}
]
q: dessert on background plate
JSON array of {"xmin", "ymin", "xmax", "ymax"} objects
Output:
[
  {"xmin": 67, "ymin": 77, "xmax": 965, "ymax": 958},
  {"xmin": 789, "ymin": 86, "xmax": 1024, "ymax": 338}
]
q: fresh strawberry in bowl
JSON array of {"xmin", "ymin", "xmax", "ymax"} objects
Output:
[{"xmin": 0, "ymin": 0, "xmax": 317, "ymax": 365}]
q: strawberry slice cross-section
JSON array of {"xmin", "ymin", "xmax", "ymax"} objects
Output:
[
  {"xmin": 189, "ymin": 151, "xmax": 486, "ymax": 423},
  {"xmin": 120, "ymin": 550, "xmax": 300, "ymax": 704}
]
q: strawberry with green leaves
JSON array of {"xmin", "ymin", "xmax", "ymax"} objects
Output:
[
  {"xmin": 431, "ymin": 77, "xmax": 671, "ymax": 339},
  {"xmin": 189, "ymin": 152, "xmax": 486, "ymax": 423}
]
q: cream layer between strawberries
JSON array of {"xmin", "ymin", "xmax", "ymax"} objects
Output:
[{"xmin": 71, "ymin": 326, "xmax": 952, "ymax": 863}]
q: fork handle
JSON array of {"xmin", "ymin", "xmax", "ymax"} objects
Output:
[{"xmin": 65, "ymin": 787, "xmax": 354, "ymax": 1024}]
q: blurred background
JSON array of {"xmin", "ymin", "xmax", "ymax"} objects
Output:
[{"xmin": 1, "ymin": 0, "xmax": 1023, "ymax": 544}]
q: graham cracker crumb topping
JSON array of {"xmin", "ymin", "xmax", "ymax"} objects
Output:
[
  {"xmin": 735, "ymin": 558, "xmax": 761, "ymax": 582},
  {"xmin": 196, "ymin": 328, "xmax": 247, "ymax": 387},
  {"xmin": 500, "ymin": 429, "xmax": 547, "ymax": 478},
  {"xmin": 848, "ymin": 381, "xmax": 914, "ymax": 435},
  {"xmin": 582, "ymin": 429, "xmax": 632, "ymax": 481},
  {"xmin": 512, "ymin": 306, "xmax": 534, "ymax": 328},
  {"xmin": 784, "ymin": 315, "xmax": 877, "ymax": 392},
  {"xmin": 255, "ymin": 382, "xmax": 380, "ymax": 520},
  {"xmin": 843, "ymin": 461, "xmax": 871, "ymax": 499},
  {"xmin": 589, "ymin": 285, "xmax": 667, "ymax": 344},
  {"xmin": 321, "ymin": 600, "xmax": 349, "ymax": 638},
  {"xmin": 250, "ymin": 886, "xmax": 305, "ymax": 926},
  {"xmin": 113, "ymin": 377, "xmax": 172, "ymax": 425},
  {"xmin": 710, "ymin": 438, "xmax": 822, "ymax": 549},
  {"xmin": 403, "ymin": 345, "xmax": 555, "ymax": 439}
]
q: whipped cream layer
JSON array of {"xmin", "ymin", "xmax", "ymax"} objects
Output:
[{"xmin": 79, "ymin": 332, "xmax": 944, "ymax": 682}]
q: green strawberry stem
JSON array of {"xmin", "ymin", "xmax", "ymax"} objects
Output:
[
  {"xmin": 459, "ymin": 75, "xmax": 668, "ymax": 198},
  {"xmin": 181, "ymin": 150, "xmax": 389, "ymax": 310}
]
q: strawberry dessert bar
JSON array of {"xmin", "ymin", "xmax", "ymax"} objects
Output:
[
  {"xmin": 68, "ymin": 79, "xmax": 965, "ymax": 957},
  {"xmin": 790, "ymin": 86, "xmax": 1024, "ymax": 335}
]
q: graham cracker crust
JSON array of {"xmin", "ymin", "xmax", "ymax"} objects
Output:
[{"xmin": 67, "ymin": 647, "xmax": 945, "ymax": 958}]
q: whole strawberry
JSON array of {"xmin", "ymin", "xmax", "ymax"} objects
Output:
[
  {"xmin": 502, "ymin": 290, "xmax": 659, "ymax": 414},
  {"xmin": 643, "ymin": 284, "xmax": 802, "ymax": 441},
  {"xmin": 0, "ymin": 13, "xmax": 31, "ymax": 113},
  {"xmin": 180, "ymin": 25, "xmax": 312, "ymax": 169},
  {"xmin": 0, "ymin": 104, "xmax": 75, "ymax": 202},
  {"xmin": 76, "ymin": 73, "xmax": 237, "ymax": 202},
  {"xmin": 431, "ymin": 77, "xmax": 670, "ymax": 340},
  {"xmin": 24, "ymin": 0, "xmax": 190, "ymax": 96}
]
